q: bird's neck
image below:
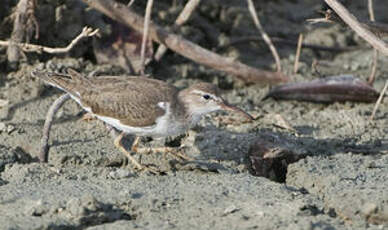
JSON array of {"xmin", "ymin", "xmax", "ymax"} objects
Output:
[{"xmin": 176, "ymin": 90, "xmax": 203, "ymax": 127}]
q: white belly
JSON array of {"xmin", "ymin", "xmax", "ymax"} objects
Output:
[
  {"xmin": 95, "ymin": 113, "xmax": 188, "ymax": 137},
  {"xmin": 69, "ymin": 95, "xmax": 197, "ymax": 137}
]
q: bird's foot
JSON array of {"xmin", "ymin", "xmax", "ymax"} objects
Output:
[
  {"xmin": 167, "ymin": 146, "xmax": 193, "ymax": 161},
  {"xmin": 114, "ymin": 134, "xmax": 159, "ymax": 174},
  {"xmin": 119, "ymin": 154, "xmax": 160, "ymax": 174},
  {"xmin": 136, "ymin": 146, "xmax": 193, "ymax": 161}
]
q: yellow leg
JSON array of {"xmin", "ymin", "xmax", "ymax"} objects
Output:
[
  {"xmin": 136, "ymin": 146, "xmax": 193, "ymax": 161},
  {"xmin": 113, "ymin": 133, "xmax": 143, "ymax": 170},
  {"xmin": 131, "ymin": 136, "xmax": 141, "ymax": 152}
]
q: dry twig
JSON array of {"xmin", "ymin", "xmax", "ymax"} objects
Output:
[
  {"xmin": 247, "ymin": 0, "xmax": 282, "ymax": 72},
  {"xmin": 293, "ymin": 33, "xmax": 303, "ymax": 74},
  {"xmin": 39, "ymin": 94, "xmax": 71, "ymax": 162},
  {"xmin": 0, "ymin": 27, "xmax": 99, "ymax": 54},
  {"xmin": 140, "ymin": 0, "xmax": 153, "ymax": 75},
  {"xmin": 7, "ymin": 0, "xmax": 39, "ymax": 66},
  {"xmin": 82, "ymin": 0, "xmax": 288, "ymax": 85},
  {"xmin": 308, "ymin": 10, "xmax": 388, "ymax": 38},
  {"xmin": 367, "ymin": 0, "xmax": 378, "ymax": 85},
  {"xmin": 155, "ymin": 0, "xmax": 202, "ymax": 61},
  {"xmin": 324, "ymin": 0, "xmax": 388, "ymax": 56},
  {"xmin": 217, "ymin": 36, "xmax": 355, "ymax": 53},
  {"xmin": 368, "ymin": 0, "xmax": 375, "ymax": 22},
  {"xmin": 370, "ymin": 80, "xmax": 388, "ymax": 120},
  {"xmin": 127, "ymin": 0, "xmax": 135, "ymax": 7},
  {"xmin": 368, "ymin": 49, "xmax": 379, "ymax": 85}
]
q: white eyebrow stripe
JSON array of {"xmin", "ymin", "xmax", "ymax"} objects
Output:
[{"xmin": 192, "ymin": 90, "xmax": 216, "ymax": 98}]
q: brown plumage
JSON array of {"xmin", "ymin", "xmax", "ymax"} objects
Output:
[
  {"xmin": 33, "ymin": 69, "xmax": 179, "ymax": 127},
  {"xmin": 33, "ymin": 68, "xmax": 253, "ymax": 171}
]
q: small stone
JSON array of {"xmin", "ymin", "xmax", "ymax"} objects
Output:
[
  {"xmin": 81, "ymin": 194, "xmax": 100, "ymax": 212},
  {"xmin": 25, "ymin": 200, "xmax": 49, "ymax": 217},
  {"xmin": 6, "ymin": 124, "xmax": 16, "ymax": 134},
  {"xmin": 109, "ymin": 168, "xmax": 133, "ymax": 179},
  {"xmin": 362, "ymin": 203, "xmax": 378, "ymax": 216},
  {"xmin": 66, "ymin": 198, "xmax": 86, "ymax": 217},
  {"xmin": 247, "ymin": 139, "xmax": 302, "ymax": 182},
  {"xmin": 0, "ymin": 122, "xmax": 6, "ymax": 132},
  {"xmin": 367, "ymin": 161, "xmax": 377, "ymax": 168},
  {"xmin": 223, "ymin": 205, "xmax": 240, "ymax": 216},
  {"xmin": 0, "ymin": 99, "xmax": 8, "ymax": 107}
]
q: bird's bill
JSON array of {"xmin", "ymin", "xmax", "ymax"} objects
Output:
[{"xmin": 219, "ymin": 102, "xmax": 254, "ymax": 121}]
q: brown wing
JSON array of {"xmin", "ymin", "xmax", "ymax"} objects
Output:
[
  {"xmin": 80, "ymin": 77, "xmax": 178, "ymax": 127},
  {"xmin": 32, "ymin": 69, "xmax": 177, "ymax": 127}
]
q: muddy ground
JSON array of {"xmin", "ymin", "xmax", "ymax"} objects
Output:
[{"xmin": 0, "ymin": 0, "xmax": 387, "ymax": 229}]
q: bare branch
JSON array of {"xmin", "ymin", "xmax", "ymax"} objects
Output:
[
  {"xmin": 247, "ymin": 0, "xmax": 282, "ymax": 72},
  {"xmin": 217, "ymin": 36, "xmax": 355, "ymax": 53},
  {"xmin": 39, "ymin": 94, "xmax": 71, "ymax": 162},
  {"xmin": 370, "ymin": 80, "xmax": 388, "ymax": 120},
  {"xmin": 324, "ymin": 0, "xmax": 388, "ymax": 56},
  {"xmin": 0, "ymin": 27, "xmax": 99, "ymax": 54},
  {"xmin": 368, "ymin": 0, "xmax": 375, "ymax": 22},
  {"xmin": 7, "ymin": 0, "xmax": 34, "ymax": 66},
  {"xmin": 82, "ymin": 0, "xmax": 289, "ymax": 85},
  {"xmin": 140, "ymin": 0, "xmax": 153, "ymax": 75},
  {"xmin": 127, "ymin": 0, "xmax": 135, "ymax": 7},
  {"xmin": 293, "ymin": 33, "xmax": 303, "ymax": 74},
  {"xmin": 367, "ymin": 0, "xmax": 378, "ymax": 85},
  {"xmin": 368, "ymin": 49, "xmax": 378, "ymax": 84},
  {"xmin": 155, "ymin": 0, "xmax": 202, "ymax": 61}
]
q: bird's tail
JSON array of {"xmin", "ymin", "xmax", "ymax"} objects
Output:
[{"xmin": 31, "ymin": 68, "xmax": 89, "ymax": 97}]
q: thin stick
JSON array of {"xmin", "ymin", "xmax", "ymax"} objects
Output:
[
  {"xmin": 368, "ymin": 48, "xmax": 379, "ymax": 85},
  {"xmin": 140, "ymin": 0, "xmax": 153, "ymax": 75},
  {"xmin": 217, "ymin": 36, "xmax": 355, "ymax": 53},
  {"xmin": 308, "ymin": 14, "xmax": 388, "ymax": 37},
  {"xmin": 39, "ymin": 94, "xmax": 71, "ymax": 162},
  {"xmin": 368, "ymin": 0, "xmax": 375, "ymax": 22},
  {"xmin": 83, "ymin": 0, "xmax": 289, "ymax": 85},
  {"xmin": 247, "ymin": 0, "xmax": 282, "ymax": 72},
  {"xmin": 155, "ymin": 0, "xmax": 201, "ymax": 61},
  {"xmin": 127, "ymin": 0, "xmax": 135, "ymax": 7},
  {"xmin": 367, "ymin": 0, "xmax": 378, "ymax": 85},
  {"xmin": 7, "ymin": 0, "xmax": 30, "ymax": 66},
  {"xmin": 293, "ymin": 33, "xmax": 303, "ymax": 74},
  {"xmin": 0, "ymin": 27, "xmax": 99, "ymax": 54},
  {"xmin": 324, "ymin": 0, "xmax": 388, "ymax": 56},
  {"xmin": 370, "ymin": 80, "xmax": 388, "ymax": 120}
]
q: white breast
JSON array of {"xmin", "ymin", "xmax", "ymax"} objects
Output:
[{"xmin": 87, "ymin": 101, "xmax": 189, "ymax": 138}]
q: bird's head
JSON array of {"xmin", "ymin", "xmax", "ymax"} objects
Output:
[{"xmin": 179, "ymin": 82, "xmax": 253, "ymax": 121}]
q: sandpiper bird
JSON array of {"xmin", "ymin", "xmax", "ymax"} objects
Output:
[{"xmin": 32, "ymin": 69, "xmax": 253, "ymax": 171}]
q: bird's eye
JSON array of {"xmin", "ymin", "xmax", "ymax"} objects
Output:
[{"xmin": 203, "ymin": 94, "xmax": 211, "ymax": 100}]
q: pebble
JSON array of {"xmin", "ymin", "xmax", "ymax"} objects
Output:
[
  {"xmin": 223, "ymin": 205, "xmax": 240, "ymax": 216},
  {"xmin": 0, "ymin": 122, "xmax": 6, "ymax": 132},
  {"xmin": 361, "ymin": 203, "xmax": 378, "ymax": 216},
  {"xmin": 0, "ymin": 99, "xmax": 8, "ymax": 107},
  {"xmin": 109, "ymin": 168, "xmax": 133, "ymax": 179}
]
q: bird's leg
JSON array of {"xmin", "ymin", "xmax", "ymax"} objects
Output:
[
  {"xmin": 166, "ymin": 146, "xmax": 193, "ymax": 161},
  {"xmin": 166, "ymin": 132, "xmax": 193, "ymax": 161},
  {"xmin": 131, "ymin": 136, "xmax": 141, "ymax": 152},
  {"xmin": 105, "ymin": 124, "xmax": 128, "ymax": 166},
  {"xmin": 113, "ymin": 132, "xmax": 144, "ymax": 170},
  {"xmin": 136, "ymin": 147, "xmax": 192, "ymax": 161},
  {"xmin": 136, "ymin": 133, "xmax": 193, "ymax": 161}
]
